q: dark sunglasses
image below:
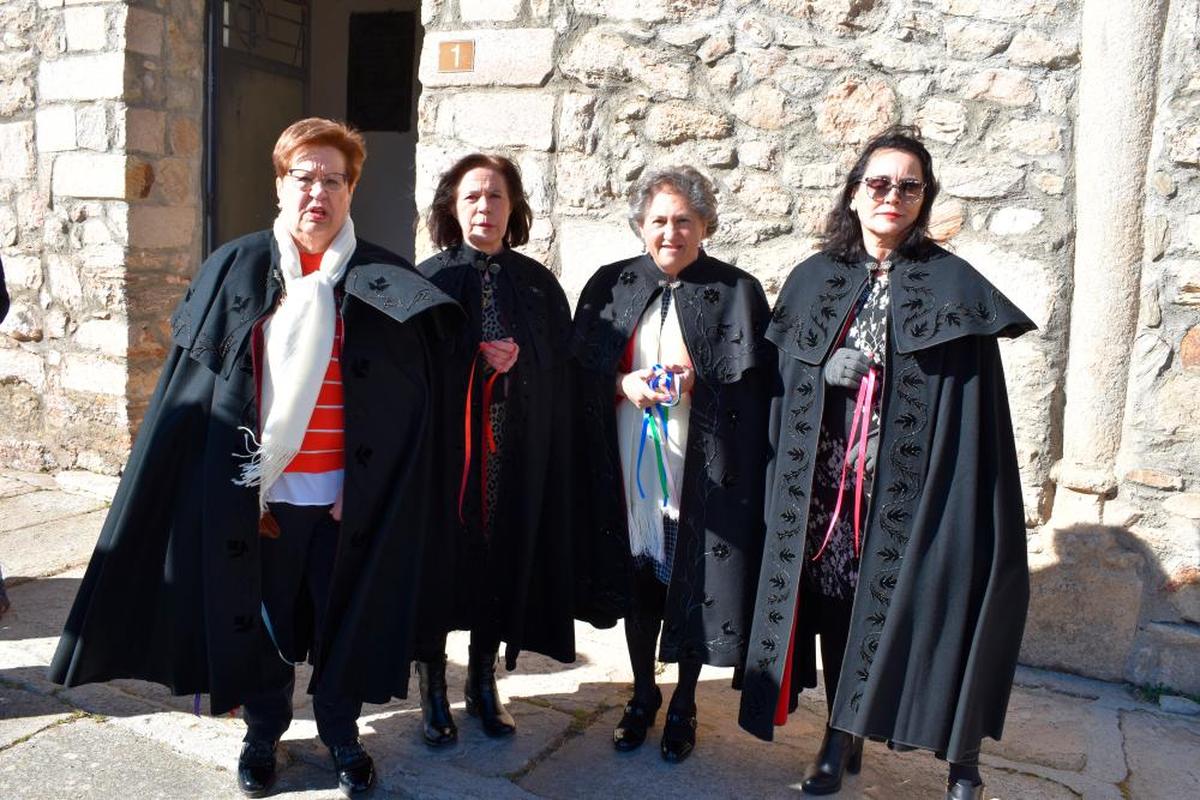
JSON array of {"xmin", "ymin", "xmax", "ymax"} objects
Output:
[{"xmin": 859, "ymin": 176, "xmax": 925, "ymax": 202}]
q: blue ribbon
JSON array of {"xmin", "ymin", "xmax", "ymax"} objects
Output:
[{"xmin": 634, "ymin": 365, "xmax": 679, "ymax": 506}]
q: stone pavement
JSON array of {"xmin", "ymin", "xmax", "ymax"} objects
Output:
[{"xmin": 0, "ymin": 470, "xmax": 1197, "ymax": 799}]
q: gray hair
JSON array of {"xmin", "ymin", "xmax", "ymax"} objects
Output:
[{"xmin": 626, "ymin": 165, "xmax": 720, "ymax": 237}]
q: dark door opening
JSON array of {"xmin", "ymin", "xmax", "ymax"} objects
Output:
[{"xmin": 205, "ymin": 0, "xmax": 422, "ymax": 261}]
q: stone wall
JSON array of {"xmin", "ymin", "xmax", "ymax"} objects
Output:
[
  {"xmin": 1118, "ymin": 0, "xmax": 1200, "ymax": 691},
  {"xmin": 1, "ymin": 0, "xmax": 1197, "ymax": 692},
  {"xmin": 0, "ymin": 0, "xmax": 204, "ymax": 474}
]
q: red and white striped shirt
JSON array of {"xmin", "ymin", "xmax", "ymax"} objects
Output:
[
  {"xmin": 285, "ymin": 250, "xmax": 345, "ymax": 475},
  {"xmin": 265, "ymin": 250, "xmax": 345, "ymax": 506}
]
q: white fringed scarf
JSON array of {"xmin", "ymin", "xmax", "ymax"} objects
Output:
[
  {"xmin": 233, "ymin": 216, "xmax": 356, "ymax": 512},
  {"xmin": 617, "ymin": 290, "xmax": 692, "ymax": 565}
]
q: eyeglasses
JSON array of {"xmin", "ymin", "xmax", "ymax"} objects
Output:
[
  {"xmin": 859, "ymin": 176, "xmax": 925, "ymax": 203},
  {"xmin": 286, "ymin": 169, "xmax": 348, "ymax": 193}
]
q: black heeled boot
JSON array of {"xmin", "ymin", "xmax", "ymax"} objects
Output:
[
  {"xmin": 415, "ymin": 656, "xmax": 458, "ymax": 747},
  {"xmin": 465, "ymin": 647, "xmax": 516, "ymax": 737},
  {"xmin": 945, "ymin": 779, "xmax": 984, "ymax": 800},
  {"xmin": 801, "ymin": 726, "xmax": 864, "ymax": 795}
]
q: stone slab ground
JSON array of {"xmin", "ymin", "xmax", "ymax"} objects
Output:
[{"xmin": 0, "ymin": 473, "xmax": 1197, "ymax": 799}]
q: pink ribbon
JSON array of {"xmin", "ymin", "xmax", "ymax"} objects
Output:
[{"xmin": 812, "ymin": 365, "xmax": 878, "ymax": 562}]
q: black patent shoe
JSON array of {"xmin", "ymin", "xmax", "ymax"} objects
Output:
[
  {"xmin": 330, "ymin": 740, "xmax": 375, "ymax": 797},
  {"xmin": 416, "ymin": 657, "xmax": 458, "ymax": 747},
  {"xmin": 659, "ymin": 707, "xmax": 698, "ymax": 763},
  {"xmin": 946, "ymin": 779, "xmax": 984, "ymax": 800},
  {"xmin": 465, "ymin": 649, "xmax": 517, "ymax": 737},
  {"xmin": 801, "ymin": 727, "xmax": 864, "ymax": 795},
  {"xmin": 613, "ymin": 687, "xmax": 663, "ymax": 752},
  {"xmin": 237, "ymin": 739, "xmax": 277, "ymax": 798}
]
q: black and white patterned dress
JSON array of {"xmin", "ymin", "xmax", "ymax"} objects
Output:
[
  {"xmin": 802, "ymin": 263, "xmax": 890, "ymax": 599},
  {"xmin": 475, "ymin": 253, "xmax": 510, "ymax": 536}
]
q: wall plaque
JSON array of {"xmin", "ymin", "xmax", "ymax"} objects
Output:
[{"xmin": 438, "ymin": 40, "xmax": 475, "ymax": 73}]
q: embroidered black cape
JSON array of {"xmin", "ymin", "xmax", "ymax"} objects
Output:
[
  {"xmin": 416, "ymin": 245, "xmax": 577, "ymax": 668},
  {"xmin": 572, "ymin": 253, "xmax": 771, "ymax": 667},
  {"xmin": 739, "ymin": 245, "xmax": 1035, "ymax": 762},
  {"xmin": 49, "ymin": 230, "xmax": 461, "ymax": 714}
]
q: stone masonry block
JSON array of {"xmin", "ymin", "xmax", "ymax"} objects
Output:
[
  {"xmin": 74, "ymin": 319, "xmax": 128, "ymax": 358},
  {"xmin": 435, "ymin": 90, "xmax": 556, "ymax": 151},
  {"xmin": 128, "ymin": 205, "xmax": 197, "ymax": 249},
  {"xmin": 557, "ymin": 216, "xmax": 641, "ymax": 306},
  {"xmin": 38, "ymin": 53, "xmax": 124, "ymax": 102},
  {"xmin": 1129, "ymin": 622, "xmax": 1200, "ymax": 695},
  {"xmin": 126, "ymin": 108, "xmax": 165, "ymax": 154},
  {"xmin": 125, "ymin": 6, "xmax": 163, "ymax": 57},
  {"xmin": 459, "ymin": 0, "xmax": 522, "ymax": 22},
  {"xmin": 0, "ymin": 122, "xmax": 35, "ymax": 180},
  {"xmin": 75, "ymin": 104, "xmax": 110, "ymax": 151},
  {"xmin": 35, "ymin": 106, "xmax": 76, "ymax": 152},
  {"xmin": 64, "ymin": 5, "xmax": 107, "ymax": 51},
  {"xmin": 420, "ymin": 29, "xmax": 555, "ymax": 88},
  {"xmin": 52, "ymin": 153, "xmax": 126, "ymax": 199},
  {"xmin": 0, "ymin": 348, "xmax": 47, "ymax": 391},
  {"xmin": 1022, "ymin": 527, "xmax": 1144, "ymax": 681},
  {"xmin": 61, "ymin": 354, "xmax": 126, "ymax": 396}
]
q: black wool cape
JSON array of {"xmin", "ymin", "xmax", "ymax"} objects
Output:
[
  {"xmin": 739, "ymin": 246, "xmax": 1035, "ymax": 762},
  {"xmin": 416, "ymin": 245, "xmax": 576, "ymax": 668},
  {"xmin": 49, "ymin": 230, "xmax": 461, "ymax": 714},
  {"xmin": 572, "ymin": 253, "xmax": 771, "ymax": 667}
]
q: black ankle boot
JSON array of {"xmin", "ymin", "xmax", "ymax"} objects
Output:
[
  {"xmin": 945, "ymin": 779, "xmax": 984, "ymax": 800},
  {"xmin": 416, "ymin": 656, "xmax": 458, "ymax": 747},
  {"xmin": 465, "ymin": 648, "xmax": 516, "ymax": 737},
  {"xmin": 801, "ymin": 726, "xmax": 863, "ymax": 795}
]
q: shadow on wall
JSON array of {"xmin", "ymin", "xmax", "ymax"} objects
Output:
[{"xmin": 1021, "ymin": 523, "xmax": 1200, "ymax": 696}]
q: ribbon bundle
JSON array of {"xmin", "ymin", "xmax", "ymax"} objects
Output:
[
  {"xmin": 635, "ymin": 364, "xmax": 681, "ymax": 506},
  {"xmin": 811, "ymin": 365, "xmax": 878, "ymax": 561},
  {"xmin": 458, "ymin": 346, "xmax": 502, "ymax": 526}
]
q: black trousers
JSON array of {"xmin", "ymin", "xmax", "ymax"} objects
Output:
[
  {"xmin": 242, "ymin": 502, "xmax": 362, "ymax": 748},
  {"xmin": 796, "ymin": 587, "xmax": 855, "ymax": 712}
]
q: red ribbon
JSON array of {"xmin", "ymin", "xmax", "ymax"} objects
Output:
[{"xmin": 458, "ymin": 347, "xmax": 501, "ymax": 527}]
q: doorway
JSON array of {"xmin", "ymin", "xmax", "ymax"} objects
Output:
[{"xmin": 205, "ymin": 0, "xmax": 423, "ymax": 261}]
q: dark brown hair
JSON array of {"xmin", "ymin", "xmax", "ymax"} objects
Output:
[
  {"xmin": 819, "ymin": 125, "xmax": 940, "ymax": 262},
  {"xmin": 428, "ymin": 153, "xmax": 533, "ymax": 249},
  {"xmin": 272, "ymin": 117, "xmax": 366, "ymax": 188}
]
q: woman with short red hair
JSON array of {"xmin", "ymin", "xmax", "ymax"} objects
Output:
[{"xmin": 50, "ymin": 117, "xmax": 461, "ymax": 798}]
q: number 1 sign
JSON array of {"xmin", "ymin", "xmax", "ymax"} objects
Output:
[{"xmin": 438, "ymin": 40, "xmax": 476, "ymax": 73}]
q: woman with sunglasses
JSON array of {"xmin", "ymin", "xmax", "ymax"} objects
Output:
[{"xmin": 738, "ymin": 127, "xmax": 1035, "ymax": 800}]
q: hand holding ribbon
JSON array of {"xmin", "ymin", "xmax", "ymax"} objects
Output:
[{"xmin": 480, "ymin": 337, "xmax": 518, "ymax": 373}]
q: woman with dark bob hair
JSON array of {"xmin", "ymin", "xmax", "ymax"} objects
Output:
[
  {"xmin": 738, "ymin": 127, "xmax": 1035, "ymax": 800},
  {"xmin": 572, "ymin": 166, "xmax": 771, "ymax": 763},
  {"xmin": 413, "ymin": 153, "xmax": 576, "ymax": 746}
]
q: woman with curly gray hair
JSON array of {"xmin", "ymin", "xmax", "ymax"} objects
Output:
[{"xmin": 572, "ymin": 166, "xmax": 771, "ymax": 764}]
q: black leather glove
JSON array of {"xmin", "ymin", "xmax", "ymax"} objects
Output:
[{"xmin": 824, "ymin": 347, "xmax": 871, "ymax": 389}]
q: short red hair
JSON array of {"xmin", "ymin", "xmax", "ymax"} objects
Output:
[{"xmin": 272, "ymin": 118, "xmax": 367, "ymax": 188}]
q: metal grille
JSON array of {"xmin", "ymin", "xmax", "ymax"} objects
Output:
[{"xmin": 222, "ymin": 0, "xmax": 308, "ymax": 71}]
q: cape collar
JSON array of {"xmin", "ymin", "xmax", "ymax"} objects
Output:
[
  {"xmin": 172, "ymin": 232, "xmax": 457, "ymax": 377},
  {"xmin": 574, "ymin": 251, "xmax": 768, "ymax": 383},
  {"xmin": 769, "ymin": 246, "xmax": 1035, "ymax": 364}
]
